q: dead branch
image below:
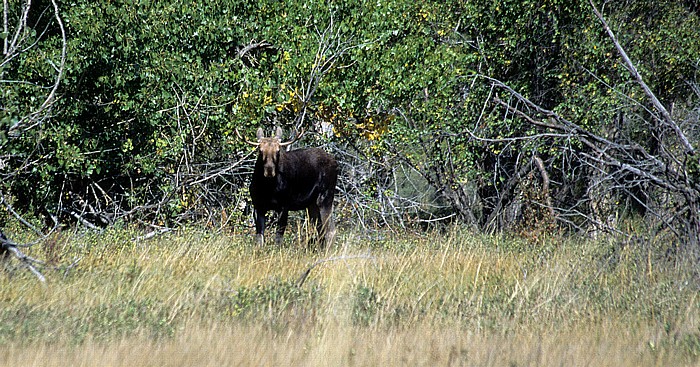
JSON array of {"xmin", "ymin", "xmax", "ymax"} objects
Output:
[
  {"xmin": 237, "ymin": 39, "xmax": 272, "ymax": 66},
  {"xmin": 0, "ymin": 192, "xmax": 45, "ymax": 237},
  {"xmin": 1, "ymin": 230, "xmax": 46, "ymax": 282},
  {"xmin": 293, "ymin": 11, "xmax": 369, "ymax": 131},
  {"xmin": 533, "ymin": 155, "xmax": 555, "ymax": 218},
  {"xmin": 133, "ymin": 224, "xmax": 174, "ymax": 241},
  {"xmin": 477, "ymin": 72, "xmax": 700, "ymax": 246},
  {"xmin": 589, "ymin": 0, "xmax": 695, "ymax": 155}
]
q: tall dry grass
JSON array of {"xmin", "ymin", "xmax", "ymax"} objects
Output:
[{"xmin": 0, "ymin": 226, "xmax": 698, "ymax": 366}]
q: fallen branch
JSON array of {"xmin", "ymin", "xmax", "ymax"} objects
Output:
[
  {"xmin": 1, "ymin": 230, "xmax": 46, "ymax": 282},
  {"xmin": 0, "ymin": 193, "xmax": 45, "ymax": 237},
  {"xmin": 134, "ymin": 226, "xmax": 174, "ymax": 241}
]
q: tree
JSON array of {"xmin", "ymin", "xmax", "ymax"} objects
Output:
[
  {"xmin": 1, "ymin": 0, "xmax": 66, "ymax": 228},
  {"xmin": 457, "ymin": 1, "xmax": 700, "ymax": 246}
]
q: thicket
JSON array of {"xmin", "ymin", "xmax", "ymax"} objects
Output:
[{"xmin": 2, "ymin": 0, "xmax": 699, "ymax": 247}]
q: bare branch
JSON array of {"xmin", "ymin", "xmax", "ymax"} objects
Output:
[
  {"xmin": 589, "ymin": 0, "xmax": 695, "ymax": 155},
  {"xmin": 237, "ymin": 40, "xmax": 272, "ymax": 64},
  {"xmin": 4, "ymin": 0, "xmax": 67, "ymax": 135},
  {"xmin": 1, "ymin": 230, "xmax": 46, "ymax": 282},
  {"xmin": 533, "ymin": 155, "xmax": 554, "ymax": 218},
  {"xmin": 473, "ymin": 71, "xmax": 700, "ymax": 245},
  {"xmin": 2, "ymin": 0, "xmax": 8, "ymax": 55},
  {"xmin": 134, "ymin": 226, "xmax": 174, "ymax": 241},
  {"xmin": 0, "ymin": 192, "xmax": 45, "ymax": 237},
  {"xmin": 293, "ymin": 11, "xmax": 371, "ymax": 132}
]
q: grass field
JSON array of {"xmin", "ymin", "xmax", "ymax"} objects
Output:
[{"xmin": 1, "ymin": 226, "xmax": 699, "ymax": 366}]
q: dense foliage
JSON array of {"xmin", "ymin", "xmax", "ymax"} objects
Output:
[{"xmin": 2, "ymin": 0, "xmax": 699, "ymax": 245}]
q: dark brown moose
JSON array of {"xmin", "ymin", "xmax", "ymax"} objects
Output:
[{"xmin": 242, "ymin": 127, "xmax": 338, "ymax": 247}]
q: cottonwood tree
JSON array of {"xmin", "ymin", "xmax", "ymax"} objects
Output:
[
  {"xmin": 1, "ymin": 0, "xmax": 66, "ymax": 267},
  {"xmin": 1, "ymin": 0, "xmax": 66, "ymax": 136},
  {"xmin": 2, "ymin": 0, "xmax": 66, "ymax": 175}
]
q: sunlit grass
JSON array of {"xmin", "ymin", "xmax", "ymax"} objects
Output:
[{"xmin": 0, "ymin": 225, "xmax": 698, "ymax": 366}]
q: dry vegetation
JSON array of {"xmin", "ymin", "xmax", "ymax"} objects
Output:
[{"xmin": 0, "ymin": 226, "xmax": 699, "ymax": 366}]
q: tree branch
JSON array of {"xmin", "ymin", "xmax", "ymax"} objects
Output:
[
  {"xmin": 589, "ymin": 0, "xmax": 695, "ymax": 155},
  {"xmin": 1, "ymin": 230, "xmax": 46, "ymax": 283},
  {"xmin": 5, "ymin": 0, "xmax": 67, "ymax": 135}
]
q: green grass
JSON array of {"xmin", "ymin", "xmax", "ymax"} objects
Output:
[{"xmin": 0, "ymin": 226, "xmax": 699, "ymax": 366}]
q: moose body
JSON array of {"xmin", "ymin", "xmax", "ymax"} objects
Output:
[{"xmin": 247, "ymin": 127, "xmax": 338, "ymax": 247}]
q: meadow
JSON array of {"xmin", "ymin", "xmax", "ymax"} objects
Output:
[{"xmin": 0, "ymin": 226, "xmax": 699, "ymax": 366}]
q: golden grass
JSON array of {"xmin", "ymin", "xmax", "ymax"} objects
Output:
[
  {"xmin": 0, "ymin": 226, "xmax": 698, "ymax": 366},
  {"xmin": 0, "ymin": 320, "xmax": 680, "ymax": 367}
]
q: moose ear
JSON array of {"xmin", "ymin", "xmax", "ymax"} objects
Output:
[
  {"xmin": 256, "ymin": 128, "xmax": 265, "ymax": 141},
  {"xmin": 274, "ymin": 126, "xmax": 284, "ymax": 140}
]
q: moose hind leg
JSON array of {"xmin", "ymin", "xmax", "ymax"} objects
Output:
[
  {"xmin": 307, "ymin": 205, "xmax": 323, "ymax": 246},
  {"xmin": 275, "ymin": 210, "xmax": 288, "ymax": 245},
  {"xmin": 319, "ymin": 203, "xmax": 336, "ymax": 247}
]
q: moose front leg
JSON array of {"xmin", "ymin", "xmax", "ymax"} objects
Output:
[{"xmin": 254, "ymin": 208, "xmax": 266, "ymax": 245}]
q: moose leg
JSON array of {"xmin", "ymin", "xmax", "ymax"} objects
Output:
[
  {"xmin": 254, "ymin": 208, "xmax": 266, "ymax": 245},
  {"xmin": 318, "ymin": 203, "xmax": 336, "ymax": 248},
  {"xmin": 275, "ymin": 210, "xmax": 288, "ymax": 245},
  {"xmin": 307, "ymin": 205, "xmax": 323, "ymax": 246}
]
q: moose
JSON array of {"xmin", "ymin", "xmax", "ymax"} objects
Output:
[{"xmin": 241, "ymin": 127, "xmax": 338, "ymax": 247}]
